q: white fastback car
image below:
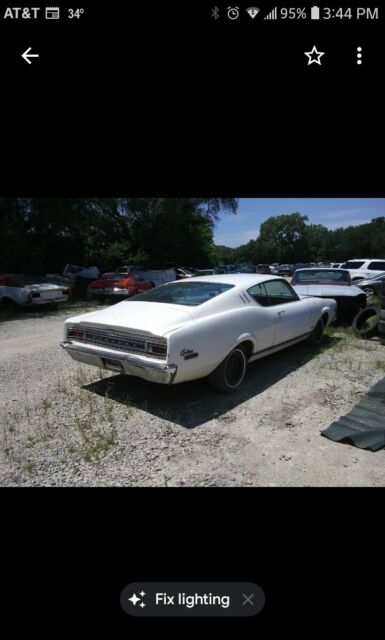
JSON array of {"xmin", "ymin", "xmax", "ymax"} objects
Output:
[{"xmin": 61, "ymin": 274, "xmax": 337, "ymax": 393}]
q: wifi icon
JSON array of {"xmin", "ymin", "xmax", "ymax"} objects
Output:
[{"xmin": 246, "ymin": 6, "xmax": 260, "ymax": 18}]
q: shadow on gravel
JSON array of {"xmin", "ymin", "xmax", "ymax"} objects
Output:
[{"xmin": 82, "ymin": 335, "xmax": 343, "ymax": 429}]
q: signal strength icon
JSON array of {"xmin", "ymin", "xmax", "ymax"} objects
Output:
[
  {"xmin": 264, "ymin": 7, "xmax": 277, "ymax": 19},
  {"xmin": 246, "ymin": 7, "xmax": 260, "ymax": 19}
]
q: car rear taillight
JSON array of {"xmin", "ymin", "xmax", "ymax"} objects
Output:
[
  {"xmin": 147, "ymin": 343, "xmax": 167, "ymax": 356},
  {"xmin": 68, "ymin": 328, "xmax": 85, "ymax": 339}
]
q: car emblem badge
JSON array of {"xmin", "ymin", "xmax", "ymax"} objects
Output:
[{"xmin": 180, "ymin": 348, "xmax": 194, "ymax": 357}]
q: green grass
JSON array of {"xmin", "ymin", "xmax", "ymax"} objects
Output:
[
  {"xmin": 73, "ymin": 420, "xmax": 117, "ymax": 462},
  {"xmin": 24, "ymin": 435, "xmax": 37, "ymax": 448},
  {"xmin": 324, "ymin": 324, "xmax": 355, "ymax": 339},
  {"xmin": 81, "ymin": 430, "xmax": 117, "ymax": 462},
  {"xmin": 71, "ymin": 415, "xmax": 118, "ymax": 462},
  {"xmin": 23, "ymin": 462, "xmax": 37, "ymax": 473}
]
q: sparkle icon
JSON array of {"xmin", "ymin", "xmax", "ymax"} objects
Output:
[
  {"xmin": 128, "ymin": 593, "xmax": 141, "ymax": 606},
  {"xmin": 140, "ymin": 602, "xmax": 146, "ymax": 608},
  {"xmin": 140, "ymin": 591, "xmax": 146, "ymax": 597},
  {"xmin": 304, "ymin": 45, "xmax": 325, "ymax": 65}
]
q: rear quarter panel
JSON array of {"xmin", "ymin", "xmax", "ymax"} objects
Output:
[
  {"xmin": 304, "ymin": 297, "xmax": 336, "ymax": 325},
  {"xmin": 167, "ymin": 306, "xmax": 274, "ymax": 383},
  {"xmin": 0, "ymin": 285, "xmax": 29, "ymax": 305}
]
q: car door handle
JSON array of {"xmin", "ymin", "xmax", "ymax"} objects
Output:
[{"xmin": 277, "ymin": 310, "xmax": 285, "ymax": 316}]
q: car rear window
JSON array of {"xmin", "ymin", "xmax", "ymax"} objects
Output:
[
  {"xmin": 100, "ymin": 273, "xmax": 131, "ymax": 280},
  {"xmin": 292, "ymin": 270, "xmax": 351, "ymax": 285},
  {"xmin": 126, "ymin": 281, "xmax": 234, "ymax": 306},
  {"xmin": 368, "ymin": 261, "xmax": 385, "ymax": 270}
]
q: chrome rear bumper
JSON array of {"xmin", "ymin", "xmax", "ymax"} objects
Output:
[{"xmin": 60, "ymin": 341, "xmax": 177, "ymax": 384}]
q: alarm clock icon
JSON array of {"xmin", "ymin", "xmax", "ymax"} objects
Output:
[{"xmin": 227, "ymin": 6, "xmax": 240, "ymax": 20}]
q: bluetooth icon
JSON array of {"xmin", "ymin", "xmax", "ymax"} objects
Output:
[{"xmin": 211, "ymin": 7, "xmax": 220, "ymax": 19}]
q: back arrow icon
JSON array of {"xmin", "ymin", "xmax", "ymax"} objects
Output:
[{"xmin": 22, "ymin": 47, "xmax": 39, "ymax": 64}]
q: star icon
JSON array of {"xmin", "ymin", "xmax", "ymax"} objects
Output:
[
  {"xmin": 304, "ymin": 45, "xmax": 325, "ymax": 65},
  {"xmin": 128, "ymin": 593, "xmax": 141, "ymax": 606},
  {"xmin": 140, "ymin": 591, "xmax": 146, "ymax": 597},
  {"xmin": 140, "ymin": 602, "xmax": 146, "ymax": 608}
]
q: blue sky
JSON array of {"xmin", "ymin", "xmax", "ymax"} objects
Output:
[{"xmin": 213, "ymin": 198, "xmax": 385, "ymax": 248}]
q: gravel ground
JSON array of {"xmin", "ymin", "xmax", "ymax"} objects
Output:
[{"xmin": 1, "ymin": 304, "xmax": 385, "ymax": 486}]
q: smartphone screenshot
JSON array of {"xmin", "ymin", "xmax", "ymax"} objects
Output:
[{"xmin": 1, "ymin": 1, "xmax": 384, "ymax": 632}]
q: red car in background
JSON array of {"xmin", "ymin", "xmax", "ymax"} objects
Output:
[{"xmin": 88, "ymin": 272, "xmax": 154, "ymax": 301}]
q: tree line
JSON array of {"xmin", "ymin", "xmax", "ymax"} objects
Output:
[
  {"xmin": 0, "ymin": 198, "xmax": 238, "ymax": 273},
  {"xmin": 215, "ymin": 213, "xmax": 385, "ymax": 265},
  {"xmin": 1, "ymin": 201, "xmax": 384, "ymax": 274}
]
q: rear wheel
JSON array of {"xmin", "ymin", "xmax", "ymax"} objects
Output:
[
  {"xmin": 0, "ymin": 297, "xmax": 17, "ymax": 311},
  {"xmin": 306, "ymin": 318, "xmax": 324, "ymax": 345},
  {"xmin": 208, "ymin": 346, "xmax": 247, "ymax": 394}
]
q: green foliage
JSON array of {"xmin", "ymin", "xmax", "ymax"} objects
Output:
[
  {"xmin": 235, "ymin": 239, "xmax": 259, "ymax": 263},
  {"xmin": 257, "ymin": 213, "xmax": 309, "ymax": 263},
  {"xmin": 213, "ymin": 245, "xmax": 238, "ymax": 265},
  {"xmin": 2, "ymin": 199, "xmax": 384, "ymax": 274},
  {"xmin": 0, "ymin": 198, "xmax": 238, "ymax": 273},
  {"xmin": 215, "ymin": 213, "xmax": 385, "ymax": 265}
]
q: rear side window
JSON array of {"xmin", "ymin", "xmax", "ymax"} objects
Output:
[
  {"xmin": 248, "ymin": 283, "xmax": 269, "ymax": 307},
  {"xmin": 368, "ymin": 261, "xmax": 385, "ymax": 270},
  {"xmin": 263, "ymin": 280, "xmax": 299, "ymax": 305},
  {"xmin": 248, "ymin": 280, "xmax": 299, "ymax": 306}
]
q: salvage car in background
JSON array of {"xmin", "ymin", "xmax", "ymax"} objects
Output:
[
  {"xmin": 175, "ymin": 268, "xmax": 194, "ymax": 279},
  {"xmin": 277, "ymin": 264, "xmax": 292, "ymax": 276},
  {"xmin": 88, "ymin": 272, "xmax": 153, "ymax": 301},
  {"xmin": 340, "ymin": 259, "xmax": 385, "ymax": 281},
  {"xmin": 193, "ymin": 269, "xmax": 217, "ymax": 276},
  {"xmin": 353, "ymin": 272, "xmax": 385, "ymax": 300},
  {"xmin": 61, "ymin": 274, "xmax": 336, "ymax": 393},
  {"xmin": 291, "ymin": 268, "xmax": 366, "ymax": 319},
  {"xmin": 0, "ymin": 274, "xmax": 70, "ymax": 309}
]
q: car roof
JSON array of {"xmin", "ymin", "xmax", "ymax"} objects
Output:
[
  {"xmin": 345, "ymin": 258, "xmax": 385, "ymax": 262},
  {"xmin": 177, "ymin": 274, "xmax": 284, "ymax": 287},
  {"xmin": 294, "ymin": 268, "xmax": 349, "ymax": 273}
]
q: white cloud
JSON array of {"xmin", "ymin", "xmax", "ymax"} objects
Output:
[
  {"xmin": 325, "ymin": 218, "xmax": 374, "ymax": 230},
  {"xmin": 315, "ymin": 208, "xmax": 371, "ymax": 220}
]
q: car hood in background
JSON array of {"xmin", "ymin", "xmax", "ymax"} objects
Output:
[
  {"xmin": 24, "ymin": 282, "xmax": 68, "ymax": 291},
  {"xmin": 66, "ymin": 301, "xmax": 194, "ymax": 335},
  {"xmin": 292, "ymin": 284, "xmax": 363, "ymax": 297}
]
